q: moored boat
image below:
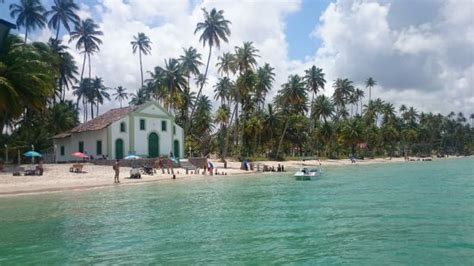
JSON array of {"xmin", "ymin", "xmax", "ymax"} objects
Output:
[{"xmin": 294, "ymin": 167, "xmax": 321, "ymax": 180}]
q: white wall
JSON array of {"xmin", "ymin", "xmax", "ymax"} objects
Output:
[
  {"xmin": 53, "ymin": 128, "xmax": 107, "ymax": 162},
  {"xmin": 110, "ymin": 116, "xmax": 130, "ymax": 159},
  {"xmin": 133, "ymin": 115, "xmax": 184, "ymax": 158},
  {"xmin": 140, "ymin": 104, "xmax": 168, "ymax": 116}
]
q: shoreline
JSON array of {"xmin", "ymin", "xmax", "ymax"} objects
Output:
[{"xmin": 0, "ymin": 156, "xmax": 468, "ymax": 198}]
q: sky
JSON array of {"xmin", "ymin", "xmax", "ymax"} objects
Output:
[{"xmin": 1, "ymin": 0, "xmax": 473, "ymax": 117}]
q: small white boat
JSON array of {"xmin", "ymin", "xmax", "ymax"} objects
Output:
[{"xmin": 294, "ymin": 167, "xmax": 321, "ymax": 180}]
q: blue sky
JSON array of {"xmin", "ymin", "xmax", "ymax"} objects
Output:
[{"xmin": 285, "ymin": 0, "xmax": 332, "ymax": 60}]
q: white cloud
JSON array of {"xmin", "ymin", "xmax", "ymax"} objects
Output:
[
  {"xmin": 31, "ymin": 0, "xmax": 473, "ymax": 117},
  {"xmin": 303, "ymin": 0, "xmax": 474, "ymax": 115}
]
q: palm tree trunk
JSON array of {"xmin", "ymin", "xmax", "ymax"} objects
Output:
[
  {"xmin": 24, "ymin": 29, "xmax": 28, "ymax": 44},
  {"xmin": 55, "ymin": 22, "xmax": 61, "ymax": 41},
  {"xmin": 88, "ymin": 53, "xmax": 92, "ymax": 79},
  {"xmin": 233, "ymin": 102, "xmax": 239, "ymax": 146},
  {"xmin": 188, "ymin": 45, "xmax": 212, "ymax": 132},
  {"xmin": 96, "ymin": 101, "xmax": 99, "ymax": 116},
  {"xmin": 276, "ymin": 119, "xmax": 290, "ymax": 157},
  {"xmin": 222, "ymin": 106, "xmax": 238, "ymax": 168},
  {"xmin": 309, "ymin": 91, "xmax": 315, "ymax": 134},
  {"xmin": 90, "ymin": 101, "xmax": 94, "ymax": 119},
  {"xmin": 369, "ymin": 87, "xmax": 371, "ymax": 104},
  {"xmin": 80, "ymin": 53, "xmax": 86, "ymax": 82},
  {"xmin": 139, "ymin": 50, "xmax": 144, "ymax": 88}
]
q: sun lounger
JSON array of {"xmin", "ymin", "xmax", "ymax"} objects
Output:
[
  {"xmin": 69, "ymin": 164, "xmax": 84, "ymax": 173},
  {"xmin": 13, "ymin": 167, "xmax": 25, "ymax": 176}
]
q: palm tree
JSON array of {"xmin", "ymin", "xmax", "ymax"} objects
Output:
[
  {"xmin": 129, "ymin": 87, "xmax": 150, "ymax": 106},
  {"xmin": 113, "ymin": 86, "xmax": 128, "ymax": 108},
  {"xmin": 193, "ymin": 8, "xmax": 231, "ymax": 118},
  {"xmin": 312, "ymin": 95, "xmax": 334, "ymax": 123},
  {"xmin": 91, "ymin": 77, "xmax": 109, "ymax": 117},
  {"xmin": 332, "ymin": 78, "xmax": 354, "ymax": 112},
  {"xmin": 354, "ymin": 88, "xmax": 364, "ymax": 115},
  {"xmin": 48, "ymin": 38, "xmax": 78, "ymax": 102},
  {"xmin": 69, "ymin": 18, "xmax": 103, "ymax": 82},
  {"xmin": 10, "ymin": 0, "xmax": 47, "ymax": 43},
  {"xmin": 73, "ymin": 78, "xmax": 93, "ymax": 121},
  {"xmin": 365, "ymin": 77, "xmax": 376, "ymax": 103},
  {"xmin": 45, "ymin": 0, "xmax": 80, "ymax": 41},
  {"xmin": 254, "ymin": 63, "xmax": 275, "ymax": 109},
  {"xmin": 216, "ymin": 52, "xmax": 236, "ymax": 77},
  {"xmin": 192, "ymin": 95, "xmax": 214, "ymax": 154},
  {"xmin": 264, "ymin": 103, "xmax": 281, "ymax": 152},
  {"xmin": 162, "ymin": 58, "xmax": 187, "ymax": 112},
  {"xmin": 131, "ymin": 32, "xmax": 152, "ymax": 88},
  {"xmin": 214, "ymin": 77, "xmax": 233, "ymax": 105},
  {"xmin": 0, "ymin": 35, "xmax": 55, "ymax": 133},
  {"xmin": 179, "ymin": 46, "xmax": 203, "ymax": 93},
  {"xmin": 235, "ymin": 41, "xmax": 259, "ymax": 74},
  {"xmin": 303, "ymin": 65, "xmax": 326, "ymax": 102},
  {"xmin": 275, "ymin": 75, "xmax": 307, "ymax": 156}
]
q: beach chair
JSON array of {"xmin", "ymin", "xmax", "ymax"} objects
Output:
[
  {"xmin": 24, "ymin": 165, "xmax": 37, "ymax": 176},
  {"xmin": 13, "ymin": 166, "xmax": 25, "ymax": 176},
  {"xmin": 69, "ymin": 164, "xmax": 84, "ymax": 173}
]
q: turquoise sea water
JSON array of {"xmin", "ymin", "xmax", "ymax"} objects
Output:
[{"xmin": 0, "ymin": 158, "xmax": 473, "ymax": 264}]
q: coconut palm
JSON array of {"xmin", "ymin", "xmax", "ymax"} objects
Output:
[
  {"xmin": 312, "ymin": 95, "xmax": 334, "ymax": 123},
  {"xmin": 365, "ymin": 77, "xmax": 376, "ymax": 103},
  {"xmin": 279, "ymin": 75, "xmax": 308, "ymax": 115},
  {"xmin": 303, "ymin": 65, "xmax": 326, "ymax": 102},
  {"xmin": 131, "ymin": 32, "xmax": 152, "ymax": 88},
  {"xmin": 332, "ymin": 78, "xmax": 354, "ymax": 112},
  {"xmin": 113, "ymin": 86, "xmax": 128, "ymax": 108},
  {"xmin": 179, "ymin": 46, "xmax": 202, "ymax": 93},
  {"xmin": 193, "ymin": 8, "xmax": 231, "ymax": 115},
  {"xmin": 72, "ymin": 78, "xmax": 93, "ymax": 121},
  {"xmin": 48, "ymin": 38, "xmax": 78, "ymax": 102},
  {"xmin": 213, "ymin": 77, "xmax": 233, "ymax": 105},
  {"xmin": 192, "ymin": 95, "xmax": 213, "ymax": 137},
  {"xmin": 254, "ymin": 63, "xmax": 275, "ymax": 109},
  {"xmin": 45, "ymin": 0, "xmax": 80, "ymax": 41},
  {"xmin": 275, "ymin": 75, "xmax": 308, "ymax": 156},
  {"xmin": 162, "ymin": 58, "xmax": 187, "ymax": 112},
  {"xmin": 354, "ymin": 88, "xmax": 365, "ymax": 115},
  {"xmin": 9, "ymin": 0, "xmax": 47, "ymax": 43},
  {"xmin": 235, "ymin": 41, "xmax": 259, "ymax": 74},
  {"xmin": 216, "ymin": 52, "xmax": 236, "ymax": 77},
  {"xmin": 91, "ymin": 77, "xmax": 109, "ymax": 117},
  {"xmin": 0, "ymin": 35, "xmax": 55, "ymax": 133},
  {"xmin": 69, "ymin": 18, "xmax": 103, "ymax": 82},
  {"xmin": 129, "ymin": 87, "xmax": 150, "ymax": 106},
  {"xmin": 264, "ymin": 103, "xmax": 281, "ymax": 152}
]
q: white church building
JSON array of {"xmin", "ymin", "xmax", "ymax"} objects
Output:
[{"xmin": 53, "ymin": 101, "xmax": 184, "ymax": 161}]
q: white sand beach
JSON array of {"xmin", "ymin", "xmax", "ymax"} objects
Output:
[{"xmin": 0, "ymin": 157, "xmax": 417, "ymax": 196}]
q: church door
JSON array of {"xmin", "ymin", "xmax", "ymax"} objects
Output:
[
  {"xmin": 148, "ymin": 133, "xmax": 159, "ymax": 158},
  {"xmin": 173, "ymin": 140, "xmax": 180, "ymax": 159},
  {"xmin": 115, "ymin": 139, "xmax": 124, "ymax": 159}
]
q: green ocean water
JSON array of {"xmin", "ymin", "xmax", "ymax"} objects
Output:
[{"xmin": 0, "ymin": 158, "xmax": 473, "ymax": 264}]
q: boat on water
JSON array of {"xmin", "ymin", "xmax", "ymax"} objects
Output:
[{"xmin": 294, "ymin": 167, "xmax": 321, "ymax": 180}]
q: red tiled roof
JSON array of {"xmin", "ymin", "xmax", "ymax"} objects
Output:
[{"xmin": 53, "ymin": 105, "xmax": 139, "ymax": 139}]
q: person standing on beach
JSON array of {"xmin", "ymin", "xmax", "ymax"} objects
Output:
[{"xmin": 113, "ymin": 160, "xmax": 120, "ymax": 183}]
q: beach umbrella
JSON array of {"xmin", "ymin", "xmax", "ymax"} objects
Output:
[
  {"xmin": 23, "ymin": 151, "xmax": 42, "ymax": 157},
  {"xmin": 124, "ymin": 155, "xmax": 141, "ymax": 160},
  {"xmin": 23, "ymin": 151, "xmax": 42, "ymax": 165},
  {"xmin": 71, "ymin": 152, "xmax": 88, "ymax": 158}
]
